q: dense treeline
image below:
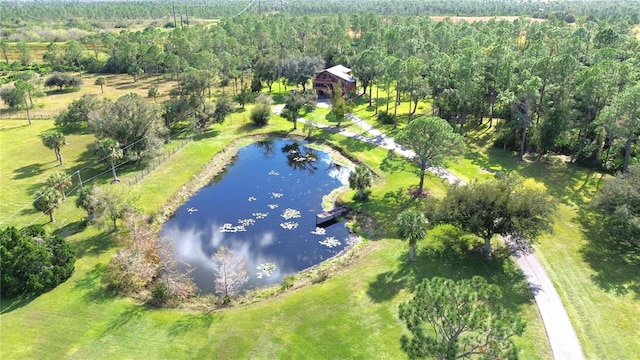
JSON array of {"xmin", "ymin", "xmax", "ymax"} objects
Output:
[
  {"xmin": 33, "ymin": 12, "xmax": 634, "ymax": 172},
  {"xmin": 1, "ymin": 0, "xmax": 639, "ymax": 27}
]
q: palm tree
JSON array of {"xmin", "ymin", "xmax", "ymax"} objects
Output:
[
  {"xmin": 348, "ymin": 165, "xmax": 373, "ymax": 200},
  {"xmin": 397, "ymin": 209, "xmax": 428, "ymax": 262},
  {"xmin": 46, "ymin": 172, "xmax": 72, "ymax": 199},
  {"xmin": 33, "ymin": 187, "xmax": 63, "ymax": 222},
  {"xmin": 94, "ymin": 77, "xmax": 106, "ymax": 94},
  {"xmin": 40, "ymin": 131, "xmax": 67, "ymax": 165},
  {"xmin": 91, "ymin": 138, "xmax": 123, "ymax": 182}
]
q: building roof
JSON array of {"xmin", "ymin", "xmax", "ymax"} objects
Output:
[{"xmin": 323, "ymin": 65, "xmax": 356, "ymax": 83}]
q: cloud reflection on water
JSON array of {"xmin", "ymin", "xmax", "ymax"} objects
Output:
[{"xmin": 160, "ymin": 140, "xmax": 351, "ymax": 294}]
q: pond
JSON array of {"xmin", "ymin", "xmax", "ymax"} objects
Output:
[{"xmin": 160, "ymin": 139, "xmax": 352, "ymax": 294}]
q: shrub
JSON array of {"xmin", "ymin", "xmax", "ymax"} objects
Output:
[
  {"xmin": 250, "ymin": 103, "xmax": 272, "ymax": 126},
  {"xmin": 377, "ymin": 111, "xmax": 395, "ymax": 125},
  {"xmin": 0, "ymin": 225, "xmax": 76, "ymax": 297},
  {"xmin": 44, "ymin": 72, "xmax": 82, "ymax": 90},
  {"xmin": 311, "ymin": 269, "xmax": 328, "ymax": 284},
  {"xmin": 281, "ymin": 275, "xmax": 295, "ymax": 291}
]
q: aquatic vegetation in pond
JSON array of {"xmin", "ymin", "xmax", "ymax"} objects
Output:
[
  {"xmin": 256, "ymin": 262, "xmax": 277, "ymax": 279},
  {"xmin": 281, "ymin": 208, "xmax": 301, "ymax": 220},
  {"xmin": 220, "ymin": 223, "xmax": 247, "ymax": 233},
  {"xmin": 161, "ymin": 139, "xmax": 351, "ymax": 293},
  {"xmin": 238, "ymin": 218, "xmax": 256, "ymax": 227},
  {"xmin": 311, "ymin": 227, "xmax": 327, "ymax": 236},
  {"xmin": 280, "ymin": 221, "xmax": 299, "ymax": 230},
  {"xmin": 253, "ymin": 212, "xmax": 268, "ymax": 219},
  {"xmin": 319, "ymin": 236, "xmax": 341, "ymax": 248}
]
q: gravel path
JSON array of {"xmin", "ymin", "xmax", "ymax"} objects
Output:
[{"xmin": 274, "ymin": 103, "xmax": 586, "ymax": 359}]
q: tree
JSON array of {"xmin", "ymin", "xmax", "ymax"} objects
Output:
[
  {"xmin": 95, "ymin": 77, "xmax": 106, "ymax": 94},
  {"xmin": 86, "ymin": 185, "xmax": 138, "ymax": 230},
  {"xmin": 64, "ymin": 40, "xmax": 85, "ymax": 70},
  {"xmin": 0, "ymin": 39, "xmax": 9, "ymax": 64},
  {"xmin": 54, "ymin": 94, "xmax": 100, "ymax": 129},
  {"xmin": 45, "ymin": 172, "xmax": 72, "ymax": 200},
  {"xmin": 396, "ymin": 117, "xmax": 465, "ymax": 196},
  {"xmin": 348, "ymin": 165, "xmax": 373, "ymax": 200},
  {"xmin": 397, "ymin": 209, "xmax": 428, "ymax": 262},
  {"xmin": 76, "ymin": 186, "xmax": 100, "ymax": 223},
  {"xmin": 439, "ymin": 175, "xmax": 555, "ymax": 256},
  {"xmin": 354, "ymin": 46, "xmax": 385, "ymax": 105},
  {"xmin": 88, "ymin": 93, "xmax": 165, "ymax": 161},
  {"xmin": 282, "ymin": 91, "xmax": 316, "ymax": 130},
  {"xmin": 592, "ymin": 165, "xmax": 640, "ymax": 247},
  {"xmin": 234, "ymin": 85, "xmax": 253, "ymax": 109},
  {"xmin": 211, "ymin": 246, "xmax": 249, "ymax": 303},
  {"xmin": 597, "ymin": 85, "xmax": 640, "ymax": 173},
  {"xmin": 90, "ymin": 138, "xmax": 123, "ymax": 182},
  {"xmin": 254, "ymin": 55, "xmax": 281, "ymax": 92},
  {"xmin": 0, "ymin": 80, "xmax": 36, "ymax": 124},
  {"xmin": 282, "ymin": 55, "xmax": 324, "ymax": 91},
  {"xmin": 399, "ymin": 276, "xmax": 525, "ymax": 360},
  {"xmin": 103, "ymin": 213, "xmax": 195, "ymax": 304},
  {"xmin": 40, "ymin": 130, "xmax": 67, "ymax": 166},
  {"xmin": 212, "ymin": 94, "xmax": 234, "ymax": 124},
  {"xmin": 44, "ymin": 73, "xmax": 83, "ymax": 90},
  {"xmin": 17, "ymin": 42, "xmax": 31, "ymax": 66},
  {"xmin": 330, "ymin": 83, "xmax": 351, "ymax": 127},
  {"xmin": 0, "ymin": 225, "xmax": 75, "ymax": 297},
  {"xmin": 147, "ymin": 86, "xmax": 160, "ymax": 102},
  {"xmin": 33, "ymin": 187, "xmax": 63, "ymax": 222}
]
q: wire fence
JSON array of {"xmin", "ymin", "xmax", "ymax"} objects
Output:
[
  {"xmin": 0, "ymin": 131, "xmax": 193, "ymax": 227},
  {"xmin": 128, "ymin": 137, "xmax": 191, "ymax": 186},
  {"xmin": 0, "ymin": 114, "xmax": 53, "ymax": 120}
]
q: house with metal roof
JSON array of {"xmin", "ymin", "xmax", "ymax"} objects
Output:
[{"xmin": 312, "ymin": 65, "xmax": 357, "ymax": 96}]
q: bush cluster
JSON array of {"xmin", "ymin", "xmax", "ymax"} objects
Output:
[{"xmin": 0, "ymin": 225, "xmax": 76, "ymax": 297}]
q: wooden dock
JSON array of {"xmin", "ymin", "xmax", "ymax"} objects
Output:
[{"xmin": 316, "ymin": 206, "xmax": 349, "ymax": 226}]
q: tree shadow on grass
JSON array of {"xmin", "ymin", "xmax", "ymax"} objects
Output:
[
  {"xmin": 192, "ymin": 129, "xmax": 220, "ymax": 141},
  {"xmin": 73, "ymin": 230, "xmax": 117, "ymax": 258},
  {"xmin": 103, "ymin": 304, "xmax": 147, "ymax": 335},
  {"xmin": 0, "ymin": 294, "xmax": 36, "ymax": 314},
  {"xmin": 52, "ymin": 220, "xmax": 86, "ymax": 238},
  {"xmin": 13, "ymin": 163, "xmax": 44, "ymax": 179},
  {"xmin": 578, "ymin": 209, "xmax": 640, "ymax": 299},
  {"xmin": 349, "ymin": 187, "xmax": 417, "ymax": 240},
  {"xmin": 367, "ymin": 226, "xmax": 533, "ymax": 312},
  {"xmin": 380, "ymin": 149, "xmax": 411, "ymax": 174},
  {"xmin": 168, "ymin": 312, "xmax": 222, "ymax": 338},
  {"xmin": 74, "ymin": 262, "xmax": 117, "ymax": 304}
]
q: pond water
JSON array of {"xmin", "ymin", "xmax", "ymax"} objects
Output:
[{"xmin": 160, "ymin": 139, "xmax": 352, "ymax": 294}]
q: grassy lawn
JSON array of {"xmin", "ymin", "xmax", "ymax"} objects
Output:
[
  {"xmin": 1, "ymin": 78, "xmax": 636, "ymax": 359},
  {"xmin": 450, "ymin": 122, "xmax": 640, "ymax": 360},
  {"xmin": 0, "ymin": 103, "xmax": 551, "ymax": 359}
]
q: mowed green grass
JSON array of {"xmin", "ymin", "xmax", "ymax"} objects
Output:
[
  {"xmin": 0, "ymin": 97, "xmax": 551, "ymax": 359},
  {"xmin": 455, "ymin": 122, "xmax": 640, "ymax": 360},
  {"xmin": 4, "ymin": 80, "xmax": 637, "ymax": 359}
]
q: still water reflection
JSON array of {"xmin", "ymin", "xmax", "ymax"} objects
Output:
[{"xmin": 161, "ymin": 139, "xmax": 351, "ymax": 294}]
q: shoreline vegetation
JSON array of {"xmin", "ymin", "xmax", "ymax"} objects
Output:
[{"xmin": 1, "ymin": 1, "xmax": 639, "ymax": 358}]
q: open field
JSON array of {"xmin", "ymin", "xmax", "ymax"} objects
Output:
[
  {"xmin": 0, "ymin": 73, "xmax": 179, "ymax": 119},
  {"xmin": 0, "ymin": 80, "xmax": 638, "ymax": 359}
]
